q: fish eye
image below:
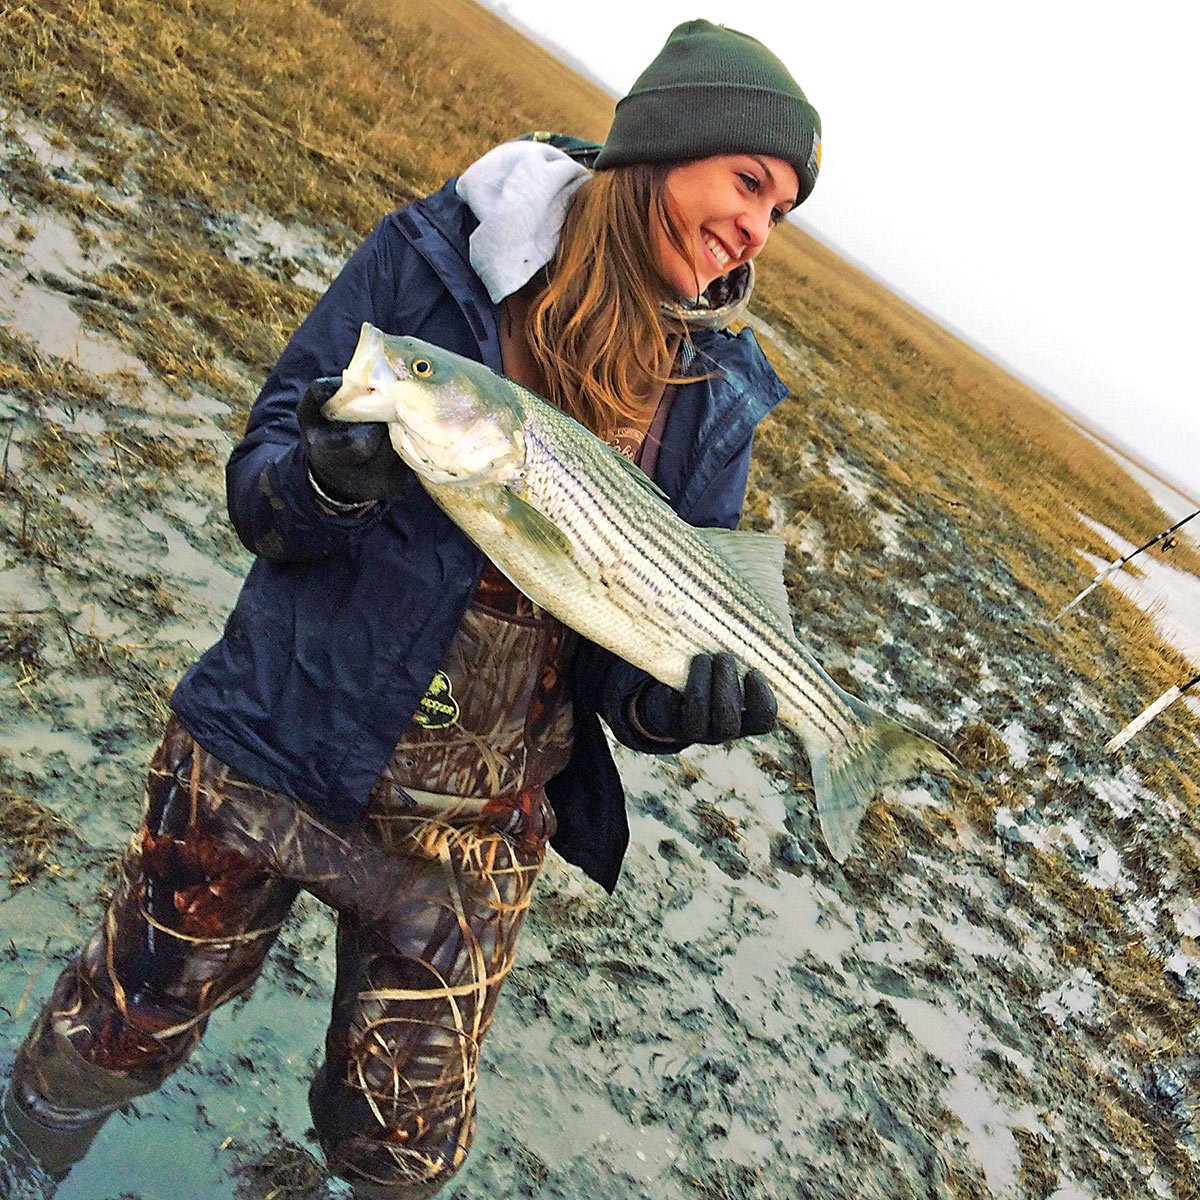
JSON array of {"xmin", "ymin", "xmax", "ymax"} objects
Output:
[{"xmin": 411, "ymin": 358, "xmax": 434, "ymax": 378}]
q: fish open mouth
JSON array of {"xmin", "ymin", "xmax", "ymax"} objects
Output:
[
  {"xmin": 322, "ymin": 323, "xmax": 409, "ymax": 423},
  {"xmin": 322, "ymin": 378, "xmax": 397, "ymax": 424},
  {"xmin": 322, "ymin": 324, "xmax": 527, "ymax": 486}
]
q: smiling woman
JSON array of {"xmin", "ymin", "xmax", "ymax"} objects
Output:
[
  {"xmin": 654, "ymin": 154, "xmax": 800, "ymax": 299},
  {"xmin": 3, "ymin": 17, "xmax": 824, "ymax": 1200},
  {"xmin": 524, "ymin": 17, "xmax": 819, "ymax": 441}
]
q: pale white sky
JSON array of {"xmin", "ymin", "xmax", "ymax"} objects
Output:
[{"xmin": 490, "ymin": 1, "xmax": 1198, "ymax": 499}]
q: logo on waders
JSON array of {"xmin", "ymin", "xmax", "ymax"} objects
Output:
[{"xmin": 413, "ymin": 670, "xmax": 460, "ymax": 729}]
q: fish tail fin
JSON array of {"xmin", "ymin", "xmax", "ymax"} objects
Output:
[{"xmin": 810, "ymin": 695, "xmax": 958, "ymax": 862}]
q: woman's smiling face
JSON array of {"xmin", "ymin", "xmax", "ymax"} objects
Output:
[{"xmin": 653, "ymin": 154, "xmax": 800, "ymax": 300}]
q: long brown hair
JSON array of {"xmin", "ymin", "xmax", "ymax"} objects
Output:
[{"xmin": 525, "ymin": 163, "xmax": 694, "ymax": 440}]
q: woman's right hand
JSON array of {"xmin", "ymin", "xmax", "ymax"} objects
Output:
[{"xmin": 297, "ymin": 376, "xmax": 410, "ymax": 506}]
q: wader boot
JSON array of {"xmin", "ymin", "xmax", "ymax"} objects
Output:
[
  {"xmin": 0, "ymin": 1004, "xmax": 149, "ymax": 1186},
  {"xmin": 1, "ymin": 1078, "xmax": 107, "ymax": 1193}
]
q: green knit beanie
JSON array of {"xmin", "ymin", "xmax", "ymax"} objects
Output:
[{"xmin": 594, "ymin": 19, "xmax": 821, "ymax": 204}]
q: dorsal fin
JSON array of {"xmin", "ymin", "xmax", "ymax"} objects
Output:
[
  {"xmin": 610, "ymin": 447, "xmax": 672, "ymax": 501},
  {"xmin": 698, "ymin": 528, "xmax": 793, "ymax": 631}
]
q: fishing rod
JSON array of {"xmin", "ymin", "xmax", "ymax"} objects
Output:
[
  {"xmin": 1106, "ymin": 672, "xmax": 1200, "ymax": 752},
  {"xmin": 1054, "ymin": 507, "xmax": 1200, "ymax": 622}
]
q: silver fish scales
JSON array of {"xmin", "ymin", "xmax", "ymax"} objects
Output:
[{"xmin": 326, "ymin": 324, "xmax": 956, "ymax": 860}]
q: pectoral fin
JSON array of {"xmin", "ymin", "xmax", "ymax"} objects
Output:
[{"xmin": 503, "ymin": 491, "xmax": 573, "ymax": 557}]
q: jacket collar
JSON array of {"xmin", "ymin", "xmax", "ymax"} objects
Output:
[
  {"xmin": 661, "ymin": 261, "xmax": 754, "ymax": 332},
  {"xmin": 398, "ymin": 179, "xmax": 506, "ymax": 375}
]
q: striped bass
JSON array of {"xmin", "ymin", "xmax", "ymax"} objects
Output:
[{"xmin": 325, "ymin": 323, "xmax": 956, "ymax": 861}]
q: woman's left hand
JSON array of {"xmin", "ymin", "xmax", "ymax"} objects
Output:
[{"xmin": 632, "ymin": 652, "xmax": 777, "ymax": 745}]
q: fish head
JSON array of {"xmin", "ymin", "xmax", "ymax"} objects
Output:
[{"xmin": 323, "ymin": 324, "xmax": 526, "ymax": 485}]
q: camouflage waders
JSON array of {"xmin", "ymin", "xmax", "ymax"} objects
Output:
[{"xmin": 9, "ymin": 717, "xmax": 553, "ymax": 1197}]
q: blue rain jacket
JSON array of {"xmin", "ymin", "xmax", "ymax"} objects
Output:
[{"xmin": 170, "ymin": 178, "xmax": 790, "ymax": 891}]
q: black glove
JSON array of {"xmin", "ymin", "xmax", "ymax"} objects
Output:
[
  {"xmin": 633, "ymin": 652, "xmax": 778, "ymax": 745},
  {"xmin": 297, "ymin": 376, "xmax": 410, "ymax": 505}
]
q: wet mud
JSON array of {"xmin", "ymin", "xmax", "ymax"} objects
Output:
[{"xmin": 2, "ymin": 113, "xmax": 1200, "ymax": 1200}]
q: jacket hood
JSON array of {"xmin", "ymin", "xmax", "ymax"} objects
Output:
[{"xmin": 456, "ymin": 140, "xmax": 755, "ymax": 330}]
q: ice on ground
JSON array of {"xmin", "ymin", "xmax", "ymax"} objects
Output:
[
  {"xmin": 1088, "ymin": 771, "xmax": 1144, "ymax": 820},
  {"xmin": 220, "ymin": 206, "xmax": 350, "ymax": 292},
  {"xmin": 0, "ymin": 273, "xmax": 147, "ymax": 377},
  {"xmin": 1039, "ymin": 969, "xmax": 1101, "ymax": 1025},
  {"xmin": 1000, "ymin": 720, "xmax": 1031, "ymax": 768},
  {"xmin": 889, "ymin": 995, "xmax": 1044, "ymax": 1200}
]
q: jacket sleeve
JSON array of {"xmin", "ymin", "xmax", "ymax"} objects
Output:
[
  {"xmin": 224, "ymin": 212, "xmax": 422, "ymax": 563},
  {"xmin": 579, "ymin": 432, "xmax": 757, "ymax": 753}
]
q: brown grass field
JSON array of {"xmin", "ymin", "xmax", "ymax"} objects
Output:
[{"xmin": 2, "ymin": 0, "xmax": 1200, "ymax": 1196}]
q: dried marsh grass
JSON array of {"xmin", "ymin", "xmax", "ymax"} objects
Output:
[
  {"xmin": 0, "ymin": 784, "xmax": 75, "ymax": 887},
  {"xmin": 755, "ymin": 223, "xmax": 1190, "ymax": 562},
  {"xmin": 0, "ymin": 0, "xmax": 607, "ymax": 231}
]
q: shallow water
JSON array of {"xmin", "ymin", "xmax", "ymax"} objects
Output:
[
  {"xmin": 1077, "ymin": 515, "xmax": 1200, "ymax": 657},
  {"xmin": 1066, "ymin": 443, "xmax": 1200, "ymax": 741}
]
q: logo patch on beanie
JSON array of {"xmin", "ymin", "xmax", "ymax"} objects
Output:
[{"xmin": 808, "ymin": 134, "xmax": 822, "ymax": 177}]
